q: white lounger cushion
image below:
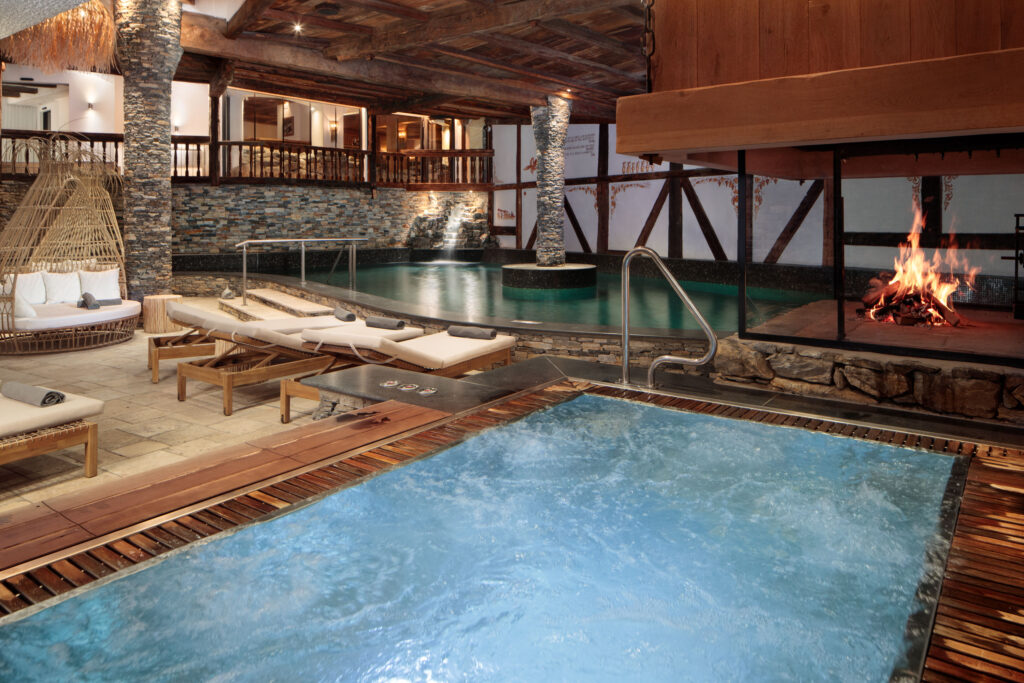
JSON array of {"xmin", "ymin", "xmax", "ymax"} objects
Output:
[
  {"xmin": 301, "ymin": 329, "xmax": 514, "ymax": 369},
  {"xmin": 165, "ymin": 301, "xmax": 241, "ymax": 331},
  {"xmin": 0, "ymin": 390, "xmax": 104, "ymax": 439},
  {"xmin": 15, "ymin": 300, "xmax": 141, "ymax": 331}
]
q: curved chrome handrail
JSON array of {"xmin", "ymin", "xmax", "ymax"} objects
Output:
[
  {"xmin": 235, "ymin": 237, "xmax": 368, "ymax": 305},
  {"xmin": 621, "ymin": 246, "xmax": 718, "ymax": 388}
]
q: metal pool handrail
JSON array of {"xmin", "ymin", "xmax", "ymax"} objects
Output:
[
  {"xmin": 235, "ymin": 237, "xmax": 367, "ymax": 305},
  {"xmin": 621, "ymin": 246, "xmax": 718, "ymax": 387}
]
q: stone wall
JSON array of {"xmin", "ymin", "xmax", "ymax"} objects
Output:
[
  {"xmin": 172, "ymin": 185, "xmax": 490, "ymax": 254},
  {"xmin": 714, "ymin": 335, "xmax": 1024, "ymax": 424},
  {"xmin": 0, "ymin": 179, "xmax": 32, "ymax": 228}
]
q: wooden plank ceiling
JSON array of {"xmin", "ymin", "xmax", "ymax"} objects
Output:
[{"xmin": 176, "ymin": 0, "xmax": 645, "ymax": 122}]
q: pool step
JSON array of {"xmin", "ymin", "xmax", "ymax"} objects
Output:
[
  {"xmin": 218, "ymin": 297, "xmax": 296, "ymax": 322},
  {"xmin": 244, "ymin": 288, "xmax": 333, "ymax": 317}
]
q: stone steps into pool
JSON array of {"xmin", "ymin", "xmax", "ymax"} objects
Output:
[
  {"xmin": 217, "ymin": 297, "xmax": 295, "ymax": 322},
  {"xmin": 244, "ymin": 288, "xmax": 334, "ymax": 317}
]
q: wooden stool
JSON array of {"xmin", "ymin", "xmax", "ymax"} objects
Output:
[{"xmin": 143, "ymin": 294, "xmax": 183, "ymax": 333}]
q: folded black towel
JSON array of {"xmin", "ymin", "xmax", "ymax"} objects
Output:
[
  {"xmin": 97, "ymin": 297, "xmax": 122, "ymax": 306},
  {"xmin": 366, "ymin": 316, "xmax": 404, "ymax": 330},
  {"xmin": 334, "ymin": 306, "xmax": 356, "ymax": 322},
  {"xmin": 448, "ymin": 325, "xmax": 497, "ymax": 340},
  {"xmin": 1, "ymin": 381, "xmax": 65, "ymax": 406},
  {"xmin": 79, "ymin": 292, "xmax": 99, "ymax": 310}
]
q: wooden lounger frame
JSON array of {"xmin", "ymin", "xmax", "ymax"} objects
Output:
[
  {"xmin": 280, "ymin": 343, "xmax": 513, "ymax": 423},
  {"xmin": 177, "ymin": 335, "xmax": 340, "ymax": 416},
  {"xmin": 147, "ymin": 328, "xmax": 217, "ymax": 383},
  {"xmin": 0, "ymin": 420, "xmax": 98, "ymax": 477}
]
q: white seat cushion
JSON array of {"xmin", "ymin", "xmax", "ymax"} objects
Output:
[
  {"xmin": 15, "ymin": 300, "xmax": 141, "ymax": 331},
  {"xmin": 300, "ymin": 322, "xmax": 425, "ymax": 346},
  {"xmin": 164, "ymin": 301, "xmax": 243, "ymax": 332},
  {"xmin": 43, "ymin": 271, "xmax": 83, "ymax": 304},
  {"xmin": 0, "ymin": 391, "xmax": 104, "ymax": 439},
  {"xmin": 78, "ymin": 268, "xmax": 121, "ymax": 300}
]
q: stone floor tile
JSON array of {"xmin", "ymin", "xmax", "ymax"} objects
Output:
[{"xmin": 112, "ymin": 440, "xmax": 167, "ymax": 458}]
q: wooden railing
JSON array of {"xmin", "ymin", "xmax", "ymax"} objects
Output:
[
  {"xmin": 171, "ymin": 135, "xmax": 210, "ymax": 180},
  {"xmin": 2, "ymin": 130, "xmax": 492, "ymax": 189},
  {"xmin": 0, "ymin": 129, "xmax": 122, "ymax": 176},
  {"xmin": 220, "ymin": 141, "xmax": 367, "ymax": 185},
  {"xmin": 376, "ymin": 149, "xmax": 493, "ymax": 188}
]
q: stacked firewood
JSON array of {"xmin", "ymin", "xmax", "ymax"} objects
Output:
[{"xmin": 859, "ymin": 275, "xmax": 962, "ymax": 326}]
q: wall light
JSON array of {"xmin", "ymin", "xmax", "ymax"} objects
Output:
[{"xmin": 293, "ymin": 23, "xmax": 302, "ymax": 33}]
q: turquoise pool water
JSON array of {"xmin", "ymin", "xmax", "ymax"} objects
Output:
[
  {"xmin": 311, "ymin": 262, "xmax": 820, "ymax": 330},
  {"xmin": 0, "ymin": 395, "xmax": 955, "ymax": 681}
]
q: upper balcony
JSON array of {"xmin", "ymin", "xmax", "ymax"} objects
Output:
[{"xmin": 0, "ymin": 129, "xmax": 493, "ymax": 191}]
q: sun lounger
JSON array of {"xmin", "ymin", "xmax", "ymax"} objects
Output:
[
  {"xmin": 0, "ymin": 386, "xmax": 103, "ymax": 477},
  {"xmin": 300, "ymin": 328, "xmax": 515, "ymax": 376},
  {"xmin": 164, "ymin": 302, "xmax": 427, "ymax": 415}
]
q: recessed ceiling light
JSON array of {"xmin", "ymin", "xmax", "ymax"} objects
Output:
[{"xmin": 293, "ymin": 23, "xmax": 303, "ymax": 33}]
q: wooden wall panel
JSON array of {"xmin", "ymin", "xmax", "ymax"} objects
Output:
[
  {"xmin": 859, "ymin": 0, "xmax": 910, "ymax": 66},
  {"xmin": 910, "ymin": 0, "xmax": 956, "ymax": 60},
  {"xmin": 957, "ymin": 0, "xmax": 1002, "ymax": 53},
  {"xmin": 807, "ymin": 0, "xmax": 861, "ymax": 73},
  {"xmin": 759, "ymin": 0, "xmax": 810, "ymax": 78},
  {"xmin": 652, "ymin": 0, "xmax": 697, "ymax": 90},
  {"xmin": 1002, "ymin": 0, "xmax": 1024, "ymax": 48},
  {"xmin": 696, "ymin": 0, "xmax": 759, "ymax": 86}
]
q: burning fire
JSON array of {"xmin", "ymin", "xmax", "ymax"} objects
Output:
[{"xmin": 862, "ymin": 205, "xmax": 979, "ymax": 326}]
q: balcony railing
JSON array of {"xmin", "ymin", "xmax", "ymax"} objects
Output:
[
  {"xmin": 376, "ymin": 149, "xmax": 493, "ymax": 189},
  {"xmin": 220, "ymin": 141, "xmax": 366, "ymax": 185},
  {"xmin": 2, "ymin": 130, "xmax": 492, "ymax": 189}
]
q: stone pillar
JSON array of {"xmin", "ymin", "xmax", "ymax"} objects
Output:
[
  {"xmin": 115, "ymin": 0, "xmax": 182, "ymax": 300},
  {"xmin": 530, "ymin": 95, "xmax": 571, "ymax": 267}
]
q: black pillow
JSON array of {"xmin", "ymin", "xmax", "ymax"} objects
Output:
[
  {"xmin": 366, "ymin": 316, "xmax": 405, "ymax": 330},
  {"xmin": 79, "ymin": 292, "xmax": 99, "ymax": 310},
  {"xmin": 334, "ymin": 306, "xmax": 356, "ymax": 322},
  {"xmin": 448, "ymin": 325, "xmax": 497, "ymax": 340}
]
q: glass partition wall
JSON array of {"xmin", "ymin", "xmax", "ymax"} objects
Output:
[{"xmin": 737, "ymin": 136, "xmax": 1024, "ymax": 368}]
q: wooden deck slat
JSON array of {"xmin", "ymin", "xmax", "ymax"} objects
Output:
[
  {"xmin": 5, "ymin": 574, "xmax": 53, "ymax": 604},
  {"xmin": 27, "ymin": 566, "xmax": 73, "ymax": 596},
  {"xmin": 49, "ymin": 559, "xmax": 94, "ymax": 588}
]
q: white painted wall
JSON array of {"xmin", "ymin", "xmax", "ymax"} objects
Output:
[{"xmin": 171, "ymin": 81, "xmax": 209, "ymax": 136}]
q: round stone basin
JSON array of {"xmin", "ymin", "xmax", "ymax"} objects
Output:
[{"xmin": 500, "ymin": 262, "xmax": 598, "ymax": 290}]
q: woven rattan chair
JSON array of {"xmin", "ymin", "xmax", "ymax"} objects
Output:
[{"xmin": 0, "ymin": 136, "xmax": 137, "ymax": 354}]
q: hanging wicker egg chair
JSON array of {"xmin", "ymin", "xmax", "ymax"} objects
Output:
[{"xmin": 0, "ymin": 135, "xmax": 138, "ymax": 354}]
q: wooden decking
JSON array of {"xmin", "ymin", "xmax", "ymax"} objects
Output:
[{"xmin": 0, "ymin": 380, "xmax": 1022, "ymax": 682}]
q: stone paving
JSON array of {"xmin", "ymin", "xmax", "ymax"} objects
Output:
[{"xmin": 0, "ymin": 332, "xmax": 317, "ymax": 516}]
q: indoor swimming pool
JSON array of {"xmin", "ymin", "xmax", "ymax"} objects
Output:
[
  {"xmin": 0, "ymin": 395, "xmax": 959, "ymax": 681},
  {"xmin": 311, "ymin": 261, "xmax": 820, "ymax": 331}
]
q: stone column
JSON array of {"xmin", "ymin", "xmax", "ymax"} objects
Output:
[
  {"xmin": 530, "ymin": 95, "xmax": 571, "ymax": 267},
  {"xmin": 115, "ymin": 0, "xmax": 182, "ymax": 300}
]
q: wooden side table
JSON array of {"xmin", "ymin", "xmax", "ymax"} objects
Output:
[{"xmin": 143, "ymin": 294, "xmax": 183, "ymax": 333}]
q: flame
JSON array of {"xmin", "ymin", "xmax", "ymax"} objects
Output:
[{"xmin": 866, "ymin": 204, "xmax": 979, "ymax": 325}]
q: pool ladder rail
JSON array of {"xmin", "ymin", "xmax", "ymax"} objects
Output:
[
  {"xmin": 235, "ymin": 237, "xmax": 367, "ymax": 306},
  {"xmin": 621, "ymin": 246, "xmax": 718, "ymax": 388}
]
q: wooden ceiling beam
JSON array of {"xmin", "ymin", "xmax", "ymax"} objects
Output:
[
  {"xmin": 430, "ymin": 45, "xmax": 621, "ymax": 99},
  {"xmin": 343, "ymin": 0, "xmax": 429, "ymax": 22},
  {"xmin": 369, "ymin": 94, "xmax": 455, "ymax": 115},
  {"xmin": 325, "ymin": 0, "xmax": 631, "ymax": 61},
  {"xmin": 262, "ymin": 9, "xmax": 373, "ymax": 36},
  {"xmin": 535, "ymin": 18, "xmax": 639, "ymax": 62},
  {"xmin": 182, "ymin": 13, "xmax": 551, "ymax": 108},
  {"xmin": 233, "ymin": 66, "xmax": 408, "ymax": 98},
  {"xmin": 225, "ymin": 0, "xmax": 277, "ymax": 39},
  {"xmin": 485, "ymin": 32, "xmax": 643, "ymax": 84}
]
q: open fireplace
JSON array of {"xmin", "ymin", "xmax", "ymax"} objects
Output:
[{"xmin": 734, "ymin": 134, "xmax": 1024, "ymax": 368}]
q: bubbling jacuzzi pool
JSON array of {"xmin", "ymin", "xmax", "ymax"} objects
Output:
[{"xmin": 0, "ymin": 395, "xmax": 958, "ymax": 681}]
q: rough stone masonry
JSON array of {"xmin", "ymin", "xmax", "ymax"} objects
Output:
[
  {"xmin": 115, "ymin": 0, "xmax": 182, "ymax": 300},
  {"xmin": 530, "ymin": 96, "xmax": 572, "ymax": 267}
]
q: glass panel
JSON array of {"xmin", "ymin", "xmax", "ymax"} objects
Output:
[{"xmin": 746, "ymin": 170, "xmax": 836, "ymax": 341}]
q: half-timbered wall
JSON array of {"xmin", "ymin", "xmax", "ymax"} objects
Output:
[{"xmin": 653, "ymin": 0, "xmax": 1024, "ymax": 91}]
